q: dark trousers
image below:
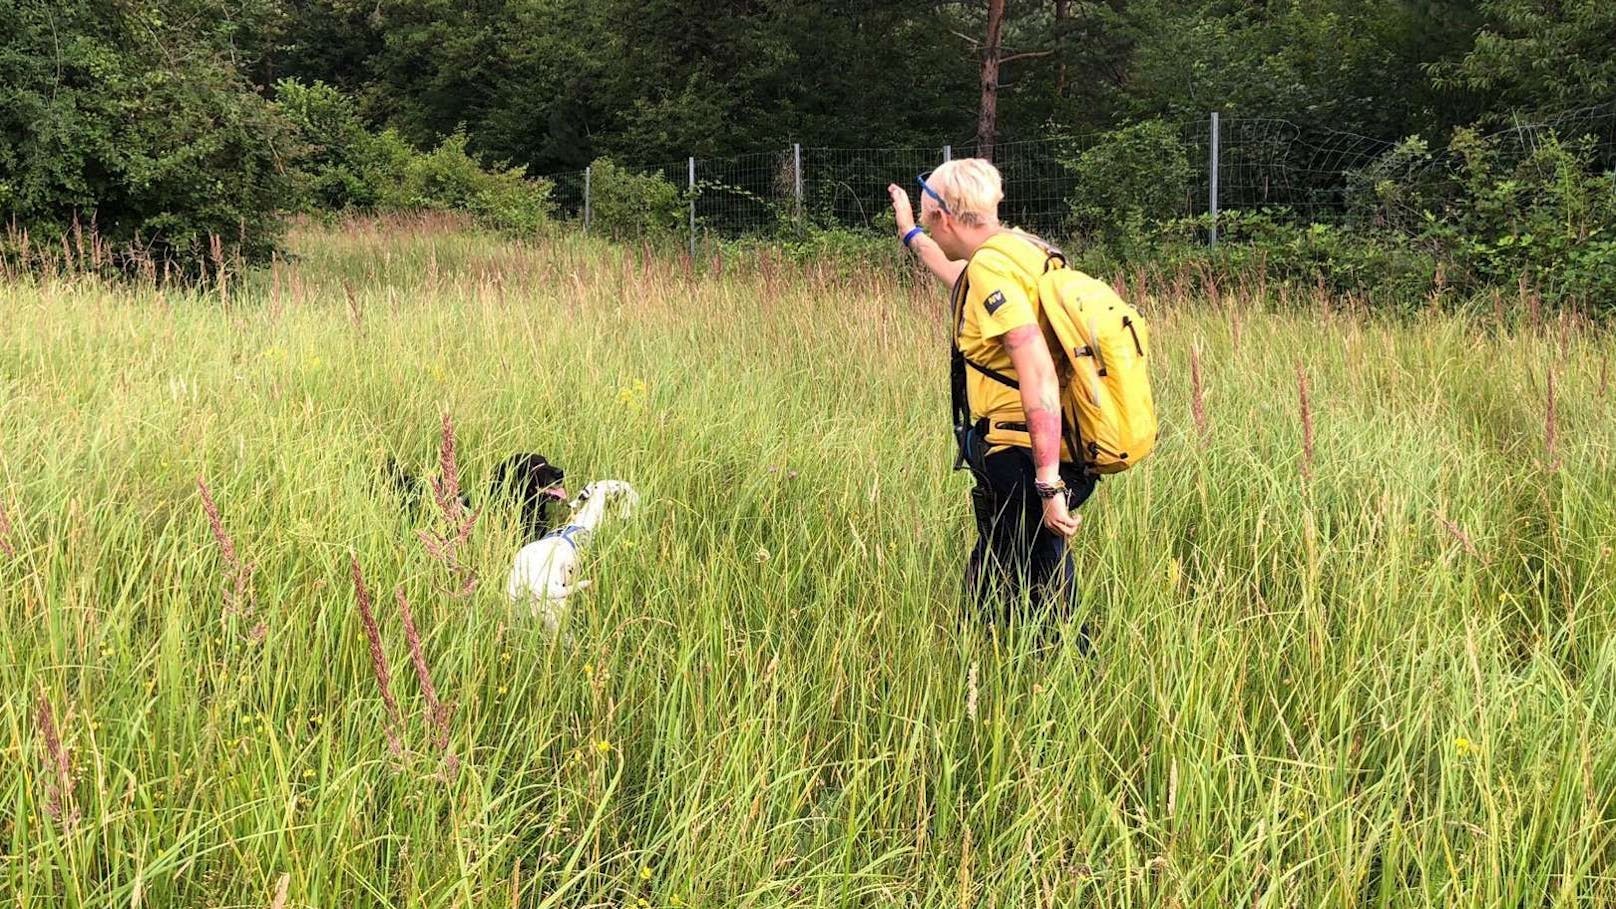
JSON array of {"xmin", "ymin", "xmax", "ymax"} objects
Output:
[{"xmin": 963, "ymin": 426, "xmax": 1097, "ymax": 623}]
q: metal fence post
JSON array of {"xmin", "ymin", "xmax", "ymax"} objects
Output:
[
  {"xmin": 792, "ymin": 142, "xmax": 803, "ymax": 226},
  {"xmin": 1209, "ymin": 111, "xmax": 1220, "ymax": 248},
  {"xmin": 943, "ymin": 144, "xmax": 952, "ymax": 163},
  {"xmin": 688, "ymin": 156, "xmax": 696, "ymax": 260},
  {"xmin": 583, "ymin": 165, "xmax": 592, "ymax": 233}
]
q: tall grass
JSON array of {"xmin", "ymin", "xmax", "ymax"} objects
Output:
[{"xmin": 4, "ymin": 218, "xmax": 1616, "ymax": 906}]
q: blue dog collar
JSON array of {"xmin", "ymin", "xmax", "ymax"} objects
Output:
[{"xmin": 546, "ymin": 524, "xmax": 591, "ymax": 549}]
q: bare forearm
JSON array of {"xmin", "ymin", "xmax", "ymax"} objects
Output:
[
  {"xmin": 1003, "ymin": 324, "xmax": 1065, "ymax": 484},
  {"xmin": 1020, "ymin": 375, "xmax": 1063, "ymax": 483},
  {"xmin": 910, "ymin": 234, "xmax": 966, "ymax": 287}
]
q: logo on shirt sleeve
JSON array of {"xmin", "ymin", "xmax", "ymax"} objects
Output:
[{"xmin": 983, "ymin": 290, "xmax": 1007, "ymax": 315}]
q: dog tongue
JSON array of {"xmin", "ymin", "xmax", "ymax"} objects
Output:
[{"xmin": 545, "ymin": 486, "xmax": 568, "ymax": 501}]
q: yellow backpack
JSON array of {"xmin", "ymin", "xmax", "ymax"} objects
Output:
[{"xmin": 953, "ymin": 235, "xmax": 1157, "ymax": 475}]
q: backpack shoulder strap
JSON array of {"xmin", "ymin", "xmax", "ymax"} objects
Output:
[
  {"xmin": 964, "ymin": 356, "xmax": 1020, "ymax": 390},
  {"xmin": 952, "ymin": 232, "xmax": 1065, "ymax": 394},
  {"xmin": 948, "ymin": 268, "xmax": 973, "ymax": 467},
  {"xmin": 950, "ymin": 247, "xmax": 1024, "ymax": 391}
]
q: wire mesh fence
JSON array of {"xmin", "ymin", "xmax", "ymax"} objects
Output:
[
  {"xmin": 549, "ymin": 169, "xmax": 589, "ymax": 219},
  {"xmin": 1180, "ymin": 118, "xmax": 1402, "ymax": 220},
  {"xmin": 541, "ymin": 104, "xmax": 1616, "ymax": 245},
  {"xmin": 800, "ymin": 145, "xmax": 942, "ymax": 231},
  {"xmin": 990, "ymin": 135, "xmax": 1091, "ymax": 236},
  {"xmin": 1489, "ymin": 102, "xmax": 1616, "ymax": 169},
  {"xmin": 697, "ymin": 150, "xmax": 793, "ymax": 236}
]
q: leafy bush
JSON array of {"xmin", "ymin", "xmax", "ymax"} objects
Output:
[
  {"xmin": 1136, "ymin": 210, "xmax": 1439, "ymax": 303},
  {"xmin": 0, "ymin": 0, "xmax": 297, "ymax": 270},
  {"xmin": 275, "ymin": 81, "xmax": 553, "ymax": 236},
  {"xmin": 1062, "ymin": 119, "xmax": 1193, "ymax": 254},
  {"xmin": 390, "ymin": 133, "xmax": 554, "ymax": 235},
  {"xmin": 272, "ymin": 78, "xmax": 386, "ymax": 211},
  {"xmin": 586, "ymin": 158, "xmax": 686, "ymax": 239},
  {"xmin": 1340, "ymin": 125, "xmax": 1616, "ymax": 304},
  {"xmin": 1344, "ymin": 136, "xmax": 1439, "ymax": 232},
  {"xmin": 722, "ymin": 225, "xmax": 905, "ymax": 274},
  {"xmin": 1424, "ymin": 128, "xmax": 1616, "ymax": 302},
  {"xmin": 1068, "ymin": 122, "xmax": 1616, "ymax": 311},
  {"xmin": 465, "ymin": 168, "xmax": 557, "ymax": 236}
]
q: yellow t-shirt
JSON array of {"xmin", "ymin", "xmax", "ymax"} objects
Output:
[{"xmin": 951, "ymin": 231, "xmax": 1068, "ymax": 455}]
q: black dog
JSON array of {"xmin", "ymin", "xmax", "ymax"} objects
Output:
[
  {"xmin": 385, "ymin": 452, "xmax": 567, "ymax": 540},
  {"xmin": 489, "ymin": 453, "xmax": 568, "ymax": 540}
]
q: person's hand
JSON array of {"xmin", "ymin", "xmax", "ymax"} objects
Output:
[
  {"xmin": 887, "ymin": 184, "xmax": 916, "ymax": 235},
  {"xmin": 1041, "ymin": 493, "xmax": 1080, "ymax": 539}
]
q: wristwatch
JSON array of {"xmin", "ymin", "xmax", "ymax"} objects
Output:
[{"xmin": 1033, "ymin": 479, "xmax": 1067, "ymax": 500}]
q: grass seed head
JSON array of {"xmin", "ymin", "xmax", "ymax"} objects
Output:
[
  {"xmin": 1296, "ymin": 361, "xmax": 1314, "ymax": 482},
  {"xmin": 0, "ymin": 499, "xmax": 15, "ymax": 559},
  {"xmin": 197, "ymin": 476, "xmax": 255, "ymax": 618},
  {"xmin": 1545, "ymin": 369, "xmax": 1560, "ymax": 470},
  {"xmin": 395, "ymin": 586, "xmax": 454, "ymax": 752},
  {"xmin": 34, "ymin": 689, "xmax": 78, "ymax": 830},
  {"xmin": 350, "ymin": 555, "xmax": 404, "ymax": 757},
  {"xmin": 1190, "ymin": 341, "xmax": 1208, "ymax": 443}
]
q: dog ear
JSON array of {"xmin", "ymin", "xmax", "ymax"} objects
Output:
[{"xmin": 506, "ymin": 453, "xmax": 547, "ymax": 488}]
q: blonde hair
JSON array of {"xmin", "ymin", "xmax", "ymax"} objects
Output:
[{"xmin": 926, "ymin": 158, "xmax": 1003, "ymax": 227}]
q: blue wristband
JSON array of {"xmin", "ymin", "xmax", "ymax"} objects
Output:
[{"xmin": 902, "ymin": 226, "xmax": 925, "ymax": 249}]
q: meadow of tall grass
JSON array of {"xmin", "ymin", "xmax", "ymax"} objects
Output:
[{"xmin": 4, "ymin": 215, "xmax": 1616, "ymax": 907}]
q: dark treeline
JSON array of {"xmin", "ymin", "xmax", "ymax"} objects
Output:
[
  {"xmin": 173, "ymin": 0, "xmax": 1616, "ymax": 170},
  {"xmin": 2, "ymin": 0, "xmax": 1613, "ymax": 294}
]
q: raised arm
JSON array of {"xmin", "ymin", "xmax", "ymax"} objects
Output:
[{"xmin": 887, "ymin": 184, "xmax": 965, "ymax": 287}]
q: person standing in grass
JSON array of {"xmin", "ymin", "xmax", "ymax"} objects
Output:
[{"xmin": 887, "ymin": 160, "xmax": 1094, "ymax": 625}]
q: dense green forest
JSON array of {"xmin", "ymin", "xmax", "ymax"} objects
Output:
[
  {"xmin": 2, "ymin": 0, "xmax": 1613, "ymax": 300},
  {"xmin": 242, "ymin": 0, "xmax": 1609, "ymax": 170}
]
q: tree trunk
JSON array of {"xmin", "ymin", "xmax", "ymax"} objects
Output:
[
  {"xmin": 975, "ymin": 0, "xmax": 1006, "ymax": 162},
  {"xmin": 1054, "ymin": 0, "xmax": 1068, "ymax": 98}
]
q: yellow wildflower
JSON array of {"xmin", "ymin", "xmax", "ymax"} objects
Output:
[{"xmin": 616, "ymin": 378, "xmax": 650, "ymax": 409}]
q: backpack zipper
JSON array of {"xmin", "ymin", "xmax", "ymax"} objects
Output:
[{"xmin": 1123, "ymin": 316, "xmax": 1144, "ymax": 357}]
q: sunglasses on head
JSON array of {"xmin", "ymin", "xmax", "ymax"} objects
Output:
[{"xmin": 917, "ymin": 171, "xmax": 951, "ymax": 215}]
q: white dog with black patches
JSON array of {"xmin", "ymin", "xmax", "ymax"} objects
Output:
[{"xmin": 506, "ymin": 479, "xmax": 639, "ymax": 635}]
